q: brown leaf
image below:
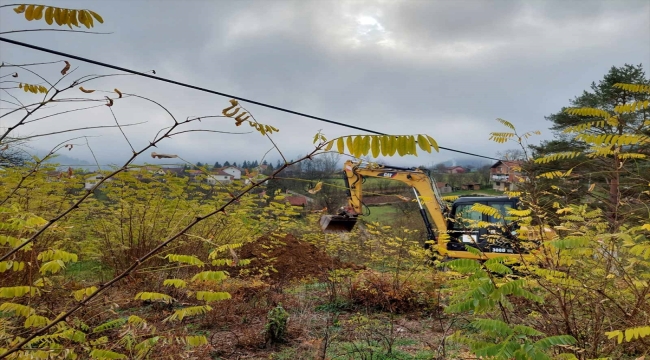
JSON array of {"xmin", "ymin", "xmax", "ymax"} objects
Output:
[
  {"xmin": 79, "ymin": 86, "xmax": 94, "ymax": 93},
  {"xmin": 114, "ymin": 88, "xmax": 123, "ymax": 98},
  {"xmin": 61, "ymin": 61, "xmax": 70, "ymax": 75},
  {"xmin": 150, "ymin": 152, "xmax": 178, "ymax": 159},
  {"xmin": 11, "ymin": 73, "xmax": 18, "ymax": 78},
  {"xmin": 104, "ymin": 96, "xmax": 113, "ymax": 107}
]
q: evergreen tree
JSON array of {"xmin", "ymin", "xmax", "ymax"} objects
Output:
[
  {"xmin": 213, "ymin": 161, "xmax": 221, "ymax": 169},
  {"xmin": 242, "ymin": 160, "xmax": 249, "ymax": 169},
  {"xmin": 224, "ymin": 161, "xmax": 231, "ymax": 167},
  {"xmin": 232, "ymin": 162, "xmax": 237, "ymax": 167},
  {"xmin": 530, "ymin": 63, "xmax": 650, "ymax": 226}
]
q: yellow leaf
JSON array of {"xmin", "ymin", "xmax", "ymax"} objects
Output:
[
  {"xmin": 362, "ymin": 136, "xmax": 371, "ymax": 156},
  {"xmin": 307, "ymin": 182, "xmax": 323, "ymax": 194},
  {"xmin": 396, "ymin": 136, "xmax": 406, "ymax": 156},
  {"xmin": 388, "ymin": 136, "xmax": 397, "ymax": 156},
  {"xmin": 352, "ymin": 136, "xmax": 362, "ymax": 158},
  {"xmin": 24, "ymin": 4, "xmax": 35, "ymax": 21},
  {"xmin": 426, "ymin": 135, "xmax": 439, "ymax": 152},
  {"xmin": 13, "ymin": 5, "xmax": 26, "ymax": 14},
  {"xmin": 53, "ymin": 7, "xmax": 63, "ymax": 26},
  {"xmin": 69, "ymin": 9, "xmax": 79, "ymax": 27},
  {"xmin": 88, "ymin": 10, "xmax": 104, "ymax": 23},
  {"xmin": 371, "ymin": 136, "xmax": 380, "ymax": 157},
  {"xmin": 417, "ymin": 134, "xmax": 431, "ymax": 153},
  {"xmin": 346, "ymin": 136, "xmax": 354, "ymax": 155},
  {"xmin": 588, "ymin": 183, "xmax": 595, "ymax": 192},
  {"xmin": 33, "ymin": 5, "xmax": 44, "ymax": 20},
  {"xmin": 408, "ymin": 135, "xmax": 417, "ymax": 155},
  {"xmin": 78, "ymin": 9, "xmax": 88, "ymax": 28},
  {"xmin": 84, "ymin": 10, "xmax": 94, "ymax": 27},
  {"xmin": 324, "ymin": 140, "xmax": 334, "ymax": 151},
  {"xmin": 44, "ymin": 6, "xmax": 54, "ymax": 25},
  {"xmin": 380, "ymin": 136, "xmax": 388, "ymax": 156},
  {"xmin": 336, "ymin": 138, "xmax": 344, "ymax": 154},
  {"xmin": 58, "ymin": 8, "xmax": 68, "ymax": 26}
]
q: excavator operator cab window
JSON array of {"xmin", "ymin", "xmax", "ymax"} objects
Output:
[
  {"xmin": 487, "ymin": 202, "xmax": 514, "ymax": 225},
  {"xmin": 452, "ymin": 204, "xmax": 482, "ymax": 230}
]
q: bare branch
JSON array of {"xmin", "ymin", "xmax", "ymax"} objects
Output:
[
  {"xmin": 0, "ymin": 60, "xmax": 63, "ymax": 68},
  {"xmin": 167, "ymin": 129, "xmax": 253, "ymax": 137},
  {"xmin": 107, "ymin": 105, "xmax": 135, "ymax": 153}
]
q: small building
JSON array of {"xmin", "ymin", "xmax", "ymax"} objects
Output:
[
  {"xmin": 445, "ymin": 166, "xmax": 466, "ymax": 174},
  {"xmin": 285, "ymin": 196, "xmax": 308, "ymax": 207},
  {"xmin": 461, "ymin": 183, "xmax": 481, "ymax": 191},
  {"xmin": 221, "ymin": 166, "xmax": 242, "ymax": 180},
  {"xmin": 490, "ymin": 160, "xmax": 523, "ymax": 191},
  {"xmin": 207, "ymin": 171, "xmax": 234, "ymax": 185},
  {"xmin": 285, "ymin": 190, "xmax": 315, "ymax": 204},
  {"xmin": 436, "ymin": 182, "xmax": 452, "ymax": 194}
]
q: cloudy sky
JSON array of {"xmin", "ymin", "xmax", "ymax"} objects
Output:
[{"xmin": 1, "ymin": 0, "xmax": 649, "ymax": 169}]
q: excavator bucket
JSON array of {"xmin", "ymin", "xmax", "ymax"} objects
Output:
[{"xmin": 320, "ymin": 215, "xmax": 358, "ymax": 233}]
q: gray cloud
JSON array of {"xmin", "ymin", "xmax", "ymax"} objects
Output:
[{"xmin": 1, "ymin": 0, "xmax": 648, "ymax": 168}]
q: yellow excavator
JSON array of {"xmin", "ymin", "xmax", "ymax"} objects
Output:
[{"xmin": 320, "ymin": 160, "xmax": 555, "ymax": 260}]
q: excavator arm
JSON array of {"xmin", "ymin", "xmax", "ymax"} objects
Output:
[{"xmin": 320, "ymin": 160, "xmax": 448, "ymax": 243}]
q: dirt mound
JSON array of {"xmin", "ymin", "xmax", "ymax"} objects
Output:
[{"xmin": 237, "ymin": 234, "xmax": 362, "ymax": 283}]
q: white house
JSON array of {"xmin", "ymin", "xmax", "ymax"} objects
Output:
[
  {"xmin": 85, "ymin": 173, "xmax": 111, "ymax": 190},
  {"xmin": 221, "ymin": 167, "xmax": 241, "ymax": 180},
  {"xmin": 207, "ymin": 172, "xmax": 234, "ymax": 185}
]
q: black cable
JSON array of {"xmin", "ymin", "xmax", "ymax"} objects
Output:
[{"xmin": 0, "ymin": 36, "xmax": 501, "ymax": 161}]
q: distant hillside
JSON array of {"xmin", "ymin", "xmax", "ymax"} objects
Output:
[{"xmin": 438, "ymin": 157, "xmax": 494, "ymax": 169}]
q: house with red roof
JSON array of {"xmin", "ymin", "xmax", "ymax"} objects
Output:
[{"xmin": 490, "ymin": 160, "xmax": 523, "ymax": 191}]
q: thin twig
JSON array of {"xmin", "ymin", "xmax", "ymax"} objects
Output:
[{"xmin": 107, "ymin": 105, "xmax": 135, "ymax": 153}]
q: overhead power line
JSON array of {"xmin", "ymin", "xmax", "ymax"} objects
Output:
[{"xmin": 0, "ymin": 36, "xmax": 501, "ymax": 161}]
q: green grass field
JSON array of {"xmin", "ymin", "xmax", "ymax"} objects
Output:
[
  {"xmin": 363, "ymin": 188, "xmax": 505, "ymax": 225},
  {"xmin": 364, "ymin": 204, "xmax": 400, "ymax": 223}
]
